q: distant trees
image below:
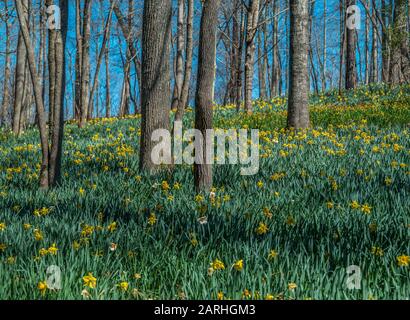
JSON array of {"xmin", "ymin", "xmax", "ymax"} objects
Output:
[{"xmin": 1, "ymin": 0, "xmax": 410, "ymax": 191}]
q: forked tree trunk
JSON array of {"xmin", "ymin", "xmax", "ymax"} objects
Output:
[
  {"xmin": 171, "ymin": 0, "xmax": 185, "ymax": 111},
  {"xmin": 15, "ymin": 0, "xmax": 49, "ymax": 188},
  {"xmin": 140, "ymin": 0, "xmax": 172, "ymax": 172},
  {"xmin": 194, "ymin": 0, "xmax": 221, "ymax": 192},
  {"xmin": 176, "ymin": 0, "xmax": 194, "ymax": 121},
  {"xmin": 287, "ymin": 0, "xmax": 310, "ymax": 129}
]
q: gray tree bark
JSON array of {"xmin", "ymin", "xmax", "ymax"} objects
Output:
[
  {"xmin": 171, "ymin": 0, "xmax": 185, "ymax": 111},
  {"xmin": 176, "ymin": 0, "xmax": 194, "ymax": 121},
  {"xmin": 287, "ymin": 0, "xmax": 310, "ymax": 129},
  {"xmin": 244, "ymin": 0, "xmax": 260, "ymax": 113},
  {"xmin": 140, "ymin": 0, "xmax": 172, "ymax": 172},
  {"xmin": 13, "ymin": 0, "xmax": 29, "ymax": 135},
  {"xmin": 79, "ymin": 0, "xmax": 92, "ymax": 127},
  {"xmin": 389, "ymin": 0, "xmax": 410, "ymax": 84},
  {"xmin": 345, "ymin": 0, "xmax": 357, "ymax": 90},
  {"xmin": 15, "ymin": 0, "xmax": 49, "ymax": 188},
  {"xmin": 194, "ymin": 0, "xmax": 221, "ymax": 192}
]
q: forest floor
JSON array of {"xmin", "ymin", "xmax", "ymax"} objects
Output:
[{"xmin": 0, "ymin": 84, "xmax": 409, "ymax": 299}]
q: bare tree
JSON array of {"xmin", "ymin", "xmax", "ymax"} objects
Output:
[
  {"xmin": 171, "ymin": 0, "xmax": 185, "ymax": 111},
  {"xmin": 140, "ymin": 0, "xmax": 172, "ymax": 172},
  {"xmin": 345, "ymin": 0, "xmax": 357, "ymax": 90},
  {"xmin": 244, "ymin": 0, "xmax": 260, "ymax": 113},
  {"xmin": 13, "ymin": 0, "xmax": 29, "ymax": 135},
  {"xmin": 389, "ymin": 0, "xmax": 410, "ymax": 84},
  {"xmin": 0, "ymin": 0, "xmax": 12, "ymax": 126},
  {"xmin": 79, "ymin": 0, "xmax": 92, "ymax": 127},
  {"xmin": 287, "ymin": 0, "xmax": 310, "ymax": 129},
  {"xmin": 175, "ymin": 0, "xmax": 194, "ymax": 122},
  {"xmin": 194, "ymin": 0, "xmax": 221, "ymax": 192}
]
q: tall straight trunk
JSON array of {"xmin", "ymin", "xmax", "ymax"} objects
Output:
[
  {"xmin": 79, "ymin": 0, "xmax": 92, "ymax": 127},
  {"xmin": 262, "ymin": 8, "xmax": 270, "ymax": 98},
  {"xmin": 15, "ymin": 0, "xmax": 49, "ymax": 188},
  {"xmin": 321, "ymin": 0, "xmax": 327, "ymax": 91},
  {"xmin": 365, "ymin": 0, "xmax": 370, "ymax": 85},
  {"xmin": 244, "ymin": 0, "xmax": 260, "ymax": 113},
  {"xmin": 287, "ymin": 0, "xmax": 310, "ymax": 129},
  {"xmin": 140, "ymin": 0, "xmax": 172, "ymax": 172},
  {"xmin": 13, "ymin": 0, "xmax": 29, "ymax": 135},
  {"xmin": 339, "ymin": 0, "xmax": 346, "ymax": 94},
  {"xmin": 1, "ymin": 0, "xmax": 11, "ymax": 126},
  {"xmin": 39, "ymin": 1, "xmax": 47, "ymax": 107},
  {"xmin": 74, "ymin": 0, "xmax": 83, "ymax": 121},
  {"xmin": 228, "ymin": 2, "xmax": 239, "ymax": 104},
  {"xmin": 47, "ymin": 0, "xmax": 68, "ymax": 187},
  {"xmin": 370, "ymin": 1, "xmax": 379, "ymax": 83},
  {"xmin": 345, "ymin": 0, "xmax": 357, "ymax": 90},
  {"xmin": 271, "ymin": 0, "xmax": 280, "ymax": 97},
  {"xmin": 176, "ymin": 0, "xmax": 194, "ymax": 121},
  {"xmin": 308, "ymin": 2, "xmax": 319, "ymax": 95},
  {"xmin": 236, "ymin": 5, "xmax": 245, "ymax": 111},
  {"xmin": 171, "ymin": 0, "xmax": 185, "ymax": 110},
  {"xmin": 105, "ymin": 25, "xmax": 111, "ymax": 117},
  {"xmin": 257, "ymin": 26, "xmax": 267, "ymax": 99},
  {"xmin": 194, "ymin": 0, "xmax": 221, "ymax": 192},
  {"xmin": 381, "ymin": 0, "xmax": 390, "ymax": 83}
]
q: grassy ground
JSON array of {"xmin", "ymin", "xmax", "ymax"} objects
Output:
[{"xmin": 0, "ymin": 84, "xmax": 409, "ymax": 300}]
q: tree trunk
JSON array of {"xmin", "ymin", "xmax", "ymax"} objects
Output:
[
  {"xmin": 244, "ymin": 0, "xmax": 260, "ymax": 113},
  {"xmin": 389, "ymin": 0, "xmax": 410, "ymax": 84},
  {"xmin": 176, "ymin": 0, "xmax": 194, "ymax": 121},
  {"xmin": 236, "ymin": 5, "xmax": 245, "ymax": 111},
  {"xmin": 271, "ymin": 0, "xmax": 281, "ymax": 97},
  {"xmin": 74, "ymin": 0, "xmax": 83, "ymax": 121},
  {"xmin": 140, "ymin": 0, "xmax": 172, "ymax": 172},
  {"xmin": 1, "ymin": 0, "xmax": 11, "ymax": 127},
  {"xmin": 370, "ymin": 1, "xmax": 378, "ymax": 83},
  {"xmin": 89, "ymin": 3, "xmax": 114, "ymax": 115},
  {"xmin": 47, "ymin": 0, "xmax": 68, "ymax": 187},
  {"xmin": 171, "ymin": 0, "xmax": 185, "ymax": 111},
  {"xmin": 194, "ymin": 0, "xmax": 221, "ymax": 192},
  {"xmin": 13, "ymin": 0, "xmax": 29, "ymax": 135},
  {"xmin": 15, "ymin": 0, "xmax": 49, "ymax": 188},
  {"xmin": 79, "ymin": 0, "xmax": 92, "ymax": 127},
  {"xmin": 105, "ymin": 40, "xmax": 111, "ymax": 118},
  {"xmin": 345, "ymin": 0, "xmax": 357, "ymax": 90},
  {"xmin": 287, "ymin": 0, "xmax": 310, "ymax": 129},
  {"xmin": 321, "ymin": 0, "xmax": 327, "ymax": 92}
]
